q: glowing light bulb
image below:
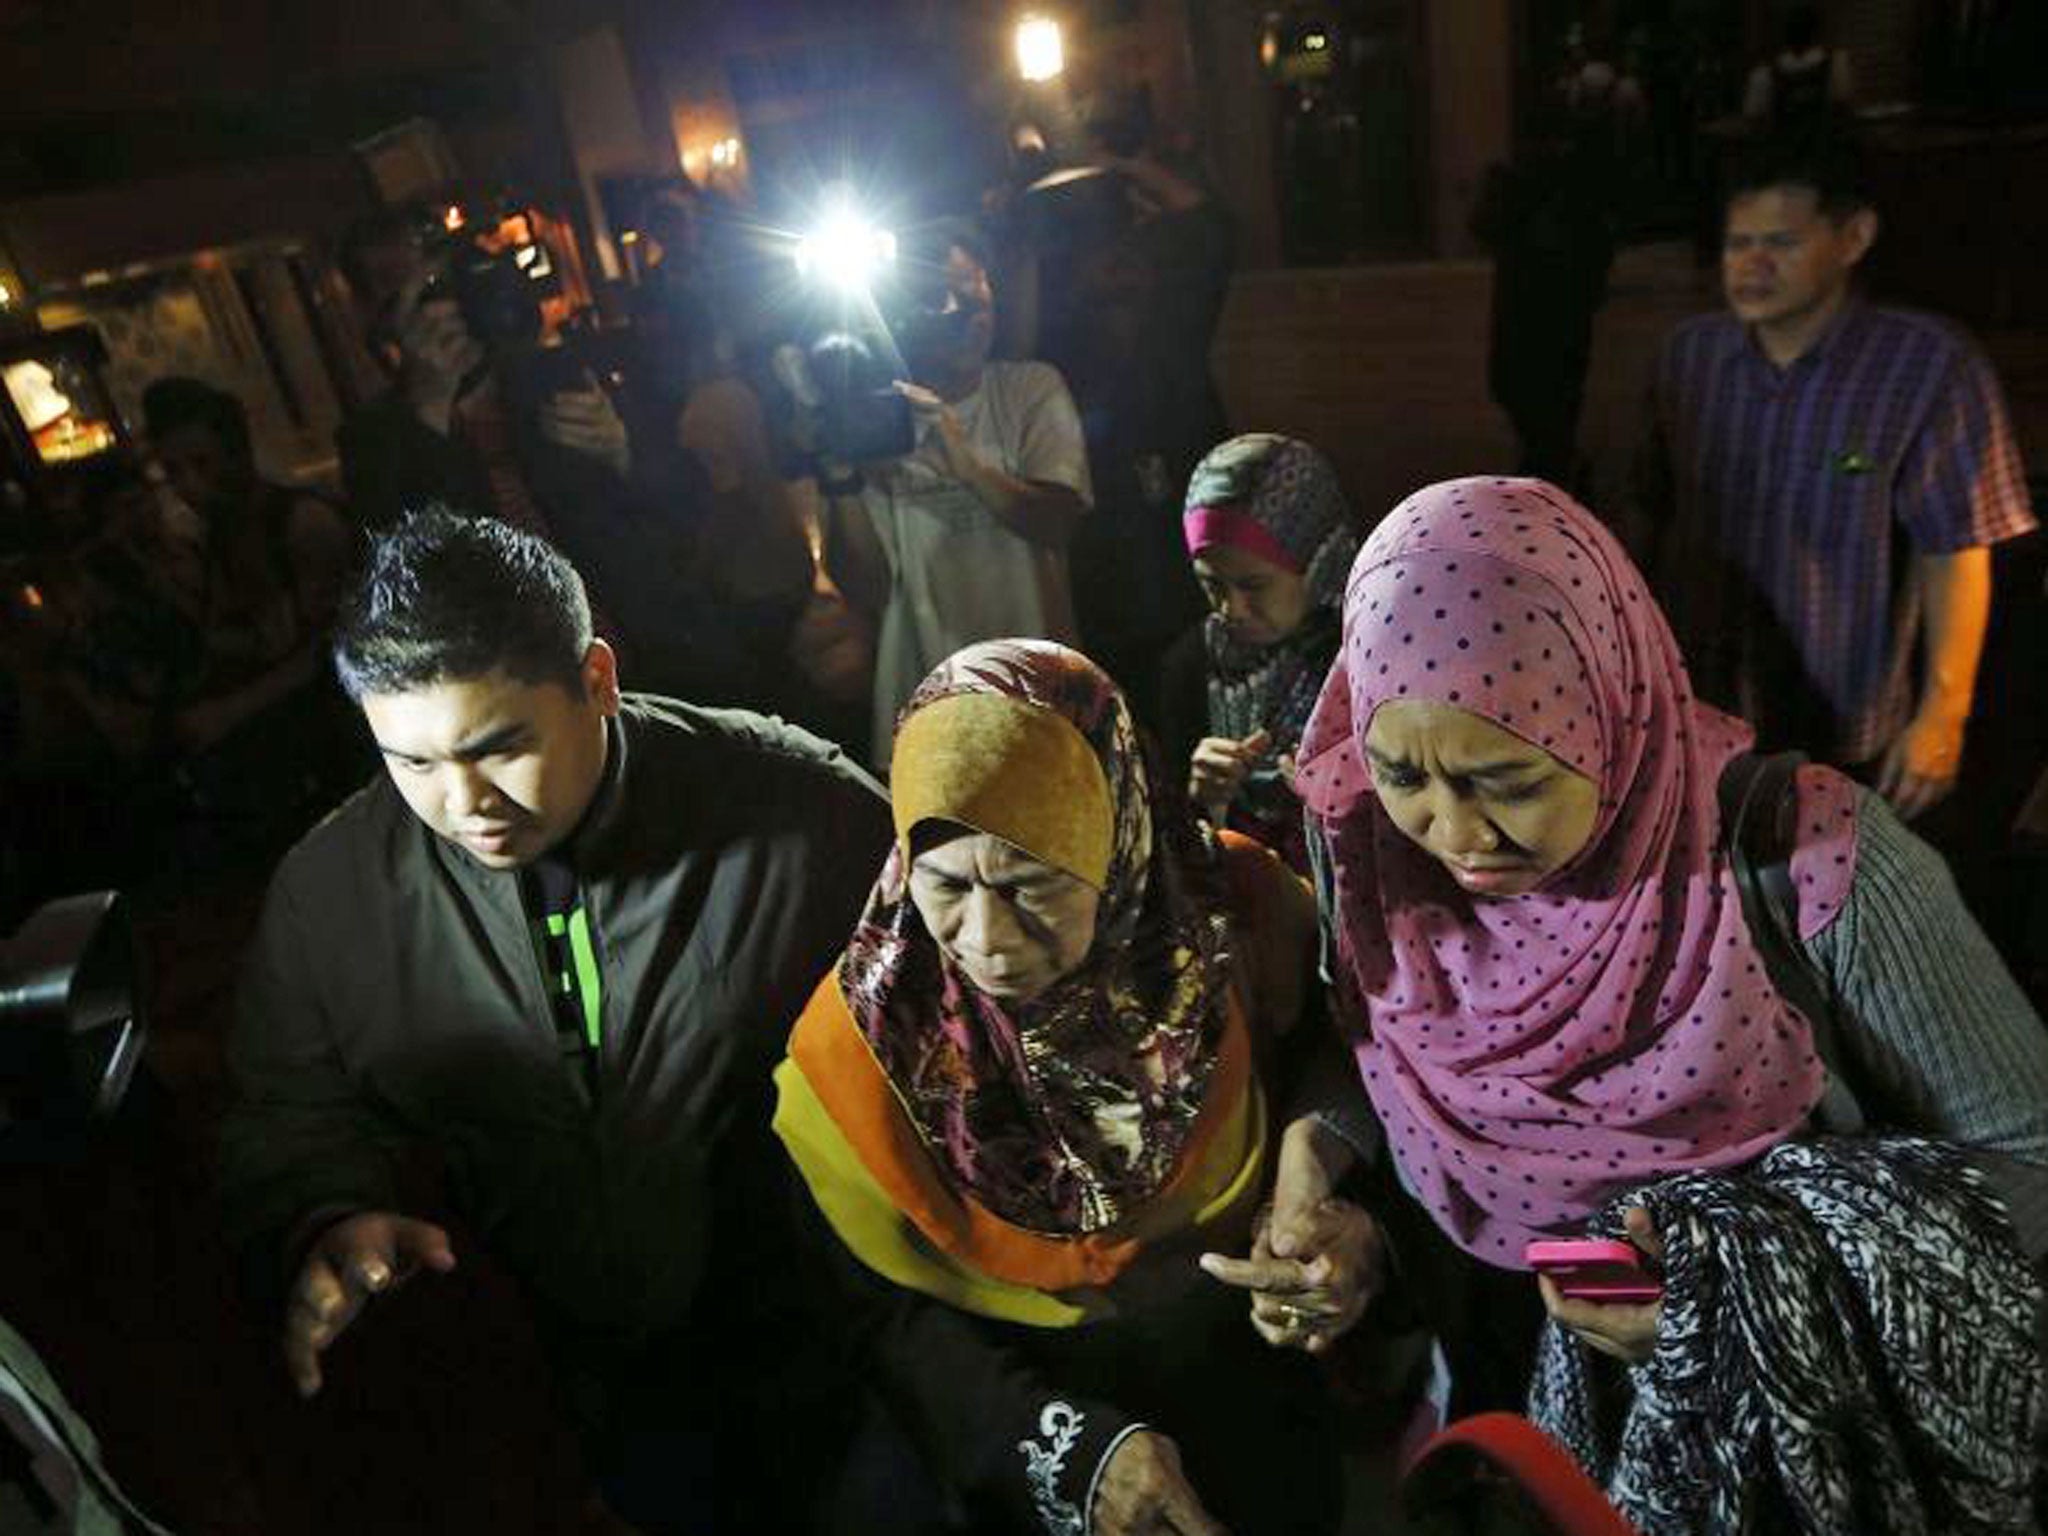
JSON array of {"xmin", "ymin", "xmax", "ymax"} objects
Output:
[{"xmin": 1016, "ymin": 16, "xmax": 1064, "ymax": 83}]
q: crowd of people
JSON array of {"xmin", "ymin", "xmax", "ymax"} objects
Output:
[{"xmin": 1, "ymin": 119, "xmax": 2045, "ymax": 1536}]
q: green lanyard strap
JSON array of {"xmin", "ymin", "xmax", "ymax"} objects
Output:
[{"xmin": 544, "ymin": 906, "xmax": 603, "ymax": 1051}]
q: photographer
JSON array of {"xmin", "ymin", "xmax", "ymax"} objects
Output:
[
  {"xmin": 825, "ymin": 225, "xmax": 1091, "ymax": 764},
  {"xmin": 336, "ymin": 234, "xmax": 749, "ymax": 707}
]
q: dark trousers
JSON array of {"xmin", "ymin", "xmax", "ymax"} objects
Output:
[
  {"xmin": 1368, "ymin": 1169, "xmax": 1548, "ymax": 1419},
  {"xmin": 815, "ymin": 1294, "xmax": 1344, "ymax": 1536}
]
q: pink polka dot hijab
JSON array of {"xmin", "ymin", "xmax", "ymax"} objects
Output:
[{"xmin": 1293, "ymin": 478, "xmax": 1859, "ymax": 1267}]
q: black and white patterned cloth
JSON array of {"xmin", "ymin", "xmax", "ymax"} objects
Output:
[{"xmin": 1529, "ymin": 1137, "xmax": 2044, "ymax": 1536}]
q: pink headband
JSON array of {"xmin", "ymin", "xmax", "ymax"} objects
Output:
[{"xmin": 1182, "ymin": 505, "xmax": 1303, "ymax": 575}]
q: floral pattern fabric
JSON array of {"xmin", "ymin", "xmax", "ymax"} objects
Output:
[{"xmin": 838, "ymin": 640, "xmax": 1233, "ymax": 1234}]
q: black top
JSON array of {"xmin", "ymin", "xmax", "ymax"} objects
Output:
[
  {"xmin": 1156, "ymin": 622, "xmax": 1209, "ymax": 776},
  {"xmin": 223, "ymin": 699, "xmax": 892, "ymax": 1389}
]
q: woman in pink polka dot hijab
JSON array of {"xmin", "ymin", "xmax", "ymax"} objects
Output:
[
  {"xmin": 1289, "ymin": 476, "xmax": 1859, "ymax": 1273},
  {"xmin": 1199, "ymin": 476, "xmax": 2048, "ymax": 1519}
]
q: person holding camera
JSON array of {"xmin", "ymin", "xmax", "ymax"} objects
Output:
[
  {"xmin": 825, "ymin": 226, "xmax": 1092, "ymax": 766},
  {"xmin": 336, "ymin": 240, "xmax": 751, "ymax": 709},
  {"xmin": 659, "ymin": 199, "xmax": 876, "ymax": 744},
  {"xmin": 339, "ymin": 259, "xmax": 629, "ymax": 535}
]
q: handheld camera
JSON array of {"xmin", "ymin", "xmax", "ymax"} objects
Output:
[{"xmin": 1, "ymin": 891, "xmax": 143, "ymax": 1150}]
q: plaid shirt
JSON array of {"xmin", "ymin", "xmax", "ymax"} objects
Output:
[{"xmin": 1643, "ymin": 299, "xmax": 2035, "ymax": 764}]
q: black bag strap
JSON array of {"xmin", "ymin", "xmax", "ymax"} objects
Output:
[{"xmin": 1718, "ymin": 750, "xmax": 1865, "ymax": 1132}]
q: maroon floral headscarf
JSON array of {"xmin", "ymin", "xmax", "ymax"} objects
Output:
[{"xmin": 838, "ymin": 640, "xmax": 1234, "ymax": 1234}]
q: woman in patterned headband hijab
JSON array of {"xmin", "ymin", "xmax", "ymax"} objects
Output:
[{"xmin": 1162, "ymin": 434, "xmax": 1359, "ymax": 875}]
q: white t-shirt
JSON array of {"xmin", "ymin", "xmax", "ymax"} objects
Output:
[{"xmin": 861, "ymin": 360, "xmax": 1092, "ymax": 761}]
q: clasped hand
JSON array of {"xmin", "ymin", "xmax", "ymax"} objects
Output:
[{"xmin": 1200, "ymin": 1117, "xmax": 1382, "ymax": 1354}]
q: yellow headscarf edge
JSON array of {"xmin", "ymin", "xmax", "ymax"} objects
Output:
[{"xmin": 890, "ymin": 691, "xmax": 1114, "ymax": 890}]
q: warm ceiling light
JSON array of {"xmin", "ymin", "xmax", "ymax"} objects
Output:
[{"xmin": 1016, "ymin": 15, "xmax": 1064, "ymax": 82}]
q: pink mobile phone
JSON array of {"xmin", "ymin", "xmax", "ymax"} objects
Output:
[{"xmin": 1524, "ymin": 1239, "xmax": 1664, "ymax": 1304}]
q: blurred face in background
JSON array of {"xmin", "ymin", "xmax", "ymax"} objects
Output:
[
  {"xmin": 908, "ymin": 244, "xmax": 996, "ymax": 384},
  {"xmin": 154, "ymin": 420, "xmax": 250, "ymax": 518}
]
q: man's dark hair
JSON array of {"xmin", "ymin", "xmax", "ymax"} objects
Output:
[
  {"xmin": 1781, "ymin": 2, "xmax": 1822, "ymax": 52},
  {"xmin": 1725, "ymin": 137, "xmax": 1872, "ymax": 220},
  {"xmin": 141, "ymin": 376, "xmax": 251, "ymax": 460},
  {"xmin": 1083, "ymin": 84, "xmax": 1156, "ymax": 160},
  {"xmin": 333, "ymin": 507, "xmax": 593, "ymax": 700}
]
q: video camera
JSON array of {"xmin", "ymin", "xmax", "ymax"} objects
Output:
[
  {"xmin": 415, "ymin": 197, "xmax": 559, "ymax": 352},
  {"xmin": 410, "ymin": 198, "xmax": 630, "ymax": 406},
  {"xmin": 777, "ymin": 206, "xmax": 915, "ymax": 466},
  {"xmin": 1, "ymin": 891, "xmax": 143, "ymax": 1148},
  {"xmin": 768, "ymin": 203, "xmax": 995, "ymax": 468}
]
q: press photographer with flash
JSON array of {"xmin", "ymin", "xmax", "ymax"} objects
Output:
[
  {"xmin": 812, "ymin": 220, "xmax": 1093, "ymax": 765},
  {"xmin": 335, "ymin": 205, "xmax": 749, "ymax": 707}
]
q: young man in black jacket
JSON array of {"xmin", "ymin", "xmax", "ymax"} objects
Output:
[{"xmin": 221, "ymin": 508, "xmax": 891, "ymax": 1532}]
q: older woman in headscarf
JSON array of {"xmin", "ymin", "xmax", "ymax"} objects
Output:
[
  {"xmin": 772, "ymin": 640, "xmax": 1344, "ymax": 1536},
  {"xmin": 1160, "ymin": 434, "xmax": 1359, "ymax": 876},
  {"xmin": 1208, "ymin": 478, "xmax": 2048, "ymax": 1535}
]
